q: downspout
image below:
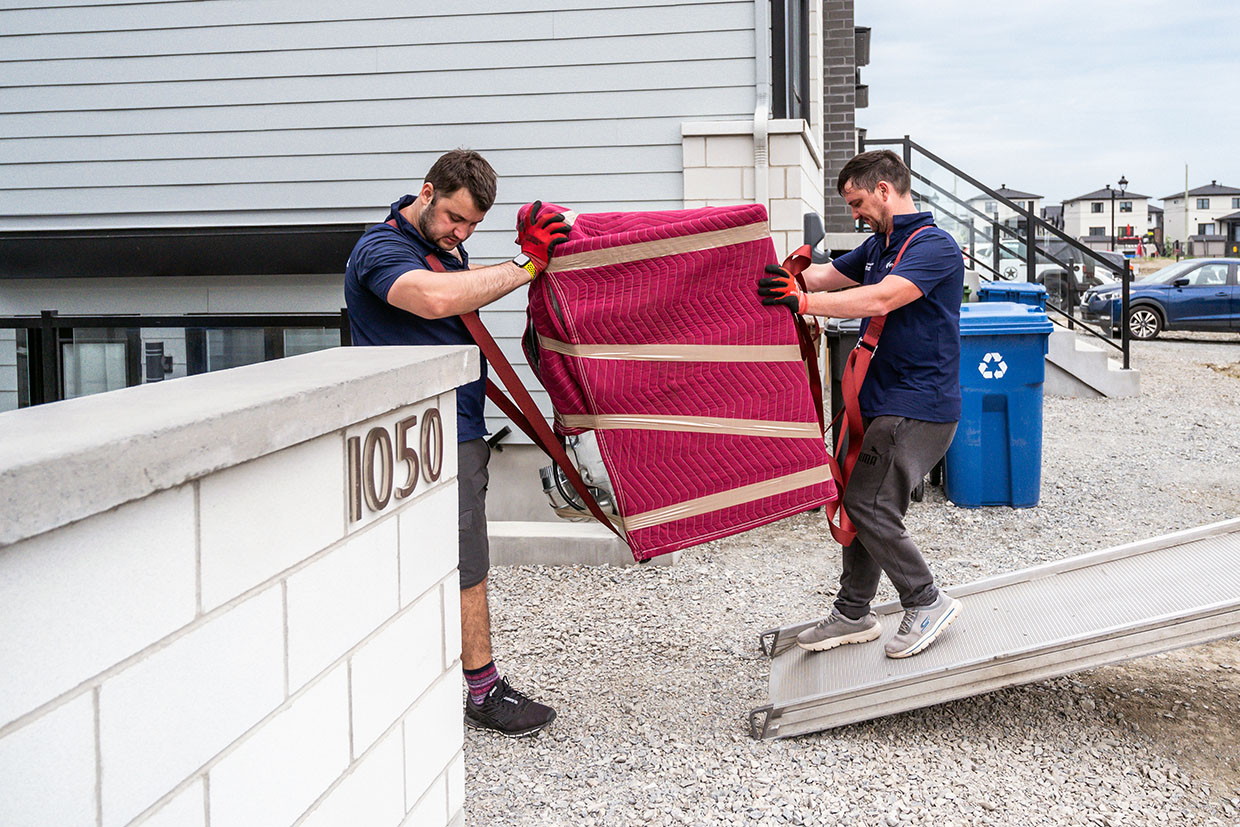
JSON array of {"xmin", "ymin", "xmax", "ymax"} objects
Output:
[{"xmin": 753, "ymin": 0, "xmax": 771, "ymax": 214}]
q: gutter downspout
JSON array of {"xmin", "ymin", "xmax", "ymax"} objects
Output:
[{"xmin": 753, "ymin": 0, "xmax": 771, "ymax": 215}]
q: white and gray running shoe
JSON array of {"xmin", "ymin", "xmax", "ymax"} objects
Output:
[
  {"xmin": 885, "ymin": 593, "xmax": 960, "ymax": 659},
  {"xmin": 796, "ymin": 609, "xmax": 882, "ymax": 652}
]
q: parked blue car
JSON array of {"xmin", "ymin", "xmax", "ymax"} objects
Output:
[{"xmin": 1080, "ymin": 258, "xmax": 1239, "ymax": 340}]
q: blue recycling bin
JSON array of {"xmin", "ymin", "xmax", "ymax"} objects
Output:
[
  {"xmin": 975, "ymin": 281, "xmax": 1048, "ymax": 310},
  {"xmin": 944, "ymin": 302, "xmax": 1054, "ymax": 508}
]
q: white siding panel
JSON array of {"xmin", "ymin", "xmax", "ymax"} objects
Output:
[{"xmin": 0, "ymin": 30, "xmax": 753, "ymax": 87}]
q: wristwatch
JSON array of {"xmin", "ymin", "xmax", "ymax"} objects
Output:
[{"xmin": 512, "ymin": 253, "xmax": 539, "ymax": 280}]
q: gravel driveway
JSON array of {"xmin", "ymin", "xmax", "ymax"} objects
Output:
[{"xmin": 467, "ymin": 331, "xmax": 1240, "ymax": 826}]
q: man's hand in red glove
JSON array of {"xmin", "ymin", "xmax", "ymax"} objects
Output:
[
  {"xmin": 758, "ymin": 264, "xmax": 808, "ymax": 314},
  {"xmin": 513, "ymin": 200, "xmax": 571, "ymax": 279}
]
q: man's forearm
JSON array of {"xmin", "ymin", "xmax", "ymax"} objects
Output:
[
  {"xmin": 802, "ymin": 275, "xmax": 922, "ymax": 319},
  {"xmin": 388, "ymin": 260, "xmax": 532, "ymax": 319},
  {"xmin": 800, "ymin": 262, "xmax": 859, "ymax": 292}
]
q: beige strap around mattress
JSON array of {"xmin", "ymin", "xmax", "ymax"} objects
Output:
[
  {"xmin": 537, "ymin": 334, "xmax": 802, "ymax": 363},
  {"xmin": 545, "ymin": 220, "xmax": 770, "ymax": 273},
  {"xmin": 619, "ymin": 465, "xmax": 829, "ymax": 532},
  {"xmin": 556, "ymin": 413, "xmax": 822, "ymax": 439}
]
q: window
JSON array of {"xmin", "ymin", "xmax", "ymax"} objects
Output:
[
  {"xmin": 771, "ymin": 0, "xmax": 809, "ymax": 121},
  {"xmin": 1197, "ymin": 223, "xmax": 1216, "ymax": 235},
  {"xmin": 1233, "ymin": 197, "xmax": 1240, "ymax": 209},
  {"xmin": 1184, "ymin": 264, "xmax": 1229, "ymax": 286},
  {"xmin": 984, "ymin": 200, "xmax": 997, "ymax": 215},
  {"xmin": 1196, "ymin": 198, "xmax": 1210, "ymax": 209},
  {"xmin": 1089, "ymin": 226, "xmax": 1106, "ymax": 236},
  {"xmin": 59, "ymin": 327, "xmax": 139, "ymax": 400},
  {"xmin": 1091, "ymin": 202, "xmax": 1104, "ymax": 213},
  {"xmin": 1119, "ymin": 201, "xmax": 1133, "ymax": 213}
]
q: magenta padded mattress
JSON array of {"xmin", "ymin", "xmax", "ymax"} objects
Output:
[{"xmin": 525, "ymin": 203, "xmax": 836, "ymax": 561}]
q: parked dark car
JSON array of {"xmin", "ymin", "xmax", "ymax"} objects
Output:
[
  {"xmin": 1034, "ymin": 248, "xmax": 1126, "ymax": 306},
  {"xmin": 1080, "ymin": 258, "xmax": 1239, "ymax": 340}
]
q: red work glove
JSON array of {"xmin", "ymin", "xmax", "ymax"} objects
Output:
[
  {"xmin": 758, "ymin": 264, "xmax": 808, "ymax": 314},
  {"xmin": 514, "ymin": 200, "xmax": 571, "ymax": 277}
]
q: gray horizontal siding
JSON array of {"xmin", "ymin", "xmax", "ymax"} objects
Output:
[{"xmin": 1, "ymin": 0, "xmax": 759, "ymax": 443}]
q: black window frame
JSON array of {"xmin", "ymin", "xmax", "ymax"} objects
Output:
[{"xmin": 771, "ymin": 0, "xmax": 810, "ymax": 121}]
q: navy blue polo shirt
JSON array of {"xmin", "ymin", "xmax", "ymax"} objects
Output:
[
  {"xmin": 831, "ymin": 212, "xmax": 963, "ymax": 422},
  {"xmin": 344, "ymin": 195, "xmax": 488, "ymax": 443}
]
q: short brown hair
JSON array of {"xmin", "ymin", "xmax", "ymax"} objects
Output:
[
  {"xmin": 424, "ymin": 149, "xmax": 497, "ymax": 212},
  {"xmin": 836, "ymin": 150, "xmax": 911, "ymax": 196}
]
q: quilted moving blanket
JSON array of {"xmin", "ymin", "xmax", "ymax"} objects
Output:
[{"xmin": 525, "ymin": 203, "xmax": 836, "ymax": 561}]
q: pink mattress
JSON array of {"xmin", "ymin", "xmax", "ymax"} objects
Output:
[{"xmin": 524, "ymin": 203, "xmax": 836, "ymax": 561}]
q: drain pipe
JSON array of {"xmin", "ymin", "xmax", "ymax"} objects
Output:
[{"xmin": 753, "ymin": 0, "xmax": 771, "ymax": 215}]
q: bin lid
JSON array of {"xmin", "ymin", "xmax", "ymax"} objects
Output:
[
  {"xmin": 825, "ymin": 318, "xmax": 862, "ymax": 333},
  {"xmin": 959, "ymin": 302, "xmax": 1053, "ymax": 335},
  {"xmin": 977, "ymin": 282, "xmax": 1047, "ymax": 296}
]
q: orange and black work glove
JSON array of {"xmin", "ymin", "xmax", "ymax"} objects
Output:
[
  {"xmin": 758, "ymin": 264, "xmax": 808, "ymax": 314},
  {"xmin": 514, "ymin": 200, "xmax": 571, "ymax": 278}
]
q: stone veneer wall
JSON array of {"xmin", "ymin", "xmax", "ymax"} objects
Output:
[{"xmin": 0, "ymin": 346, "xmax": 477, "ymax": 827}]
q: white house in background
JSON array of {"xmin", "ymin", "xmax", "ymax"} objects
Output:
[
  {"xmin": 965, "ymin": 186, "xmax": 1043, "ymax": 235},
  {"xmin": 1160, "ymin": 181, "xmax": 1240, "ymax": 249},
  {"xmin": 1062, "ymin": 187, "xmax": 1150, "ymax": 253}
]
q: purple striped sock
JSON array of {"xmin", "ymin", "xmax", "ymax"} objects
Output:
[{"xmin": 464, "ymin": 661, "xmax": 499, "ymax": 704}]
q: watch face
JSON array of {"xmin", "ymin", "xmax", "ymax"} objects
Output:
[{"xmin": 514, "ymin": 253, "xmax": 531, "ymax": 266}]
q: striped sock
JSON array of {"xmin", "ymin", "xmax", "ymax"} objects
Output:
[{"xmin": 464, "ymin": 661, "xmax": 499, "ymax": 705}]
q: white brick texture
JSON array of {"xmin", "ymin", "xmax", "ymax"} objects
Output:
[
  {"xmin": 0, "ymin": 693, "xmax": 96, "ymax": 827},
  {"xmin": 704, "ymin": 135, "xmax": 752, "ymax": 167},
  {"xmin": 0, "ymin": 486, "xmax": 196, "ymax": 728},
  {"xmin": 286, "ymin": 517, "xmax": 399, "ymax": 692},
  {"xmin": 99, "ymin": 588, "xmax": 284, "ymax": 827},
  {"xmin": 209, "ymin": 665, "xmax": 350, "ymax": 827},
  {"xmin": 402, "ymin": 773, "xmax": 446, "ymax": 827},
  {"xmin": 403, "ymin": 674, "xmax": 464, "ymax": 811},
  {"xmin": 298, "ymin": 728, "xmax": 404, "ymax": 827},
  {"xmin": 682, "ymin": 167, "xmax": 744, "ymax": 201},
  {"xmin": 398, "ymin": 483, "xmax": 457, "ymax": 607},
  {"xmin": 446, "ymin": 749, "xmax": 465, "ymax": 819},
  {"xmin": 442, "ymin": 579, "xmax": 462, "ymax": 669},
  {"xmin": 139, "ymin": 780, "xmax": 205, "ymax": 827},
  {"xmin": 349, "ymin": 590, "xmax": 443, "ymax": 755},
  {"xmin": 199, "ymin": 436, "xmax": 345, "ymax": 610}
]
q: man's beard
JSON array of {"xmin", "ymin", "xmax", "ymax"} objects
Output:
[{"xmin": 418, "ymin": 203, "xmax": 457, "ymax": 251}]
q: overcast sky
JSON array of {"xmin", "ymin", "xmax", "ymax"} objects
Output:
[{"xmin": 854, "ymin": 1, "xmax": 1237, "ymax": 205}]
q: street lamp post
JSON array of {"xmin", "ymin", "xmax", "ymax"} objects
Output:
[{"xmin": 1109, "ymin": 175, "xmax": 1128, "ymax": 252}]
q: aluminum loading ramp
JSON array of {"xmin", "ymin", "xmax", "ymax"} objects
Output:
[{"xmin": 750, "ymin": 518, "xmax": 1240, "ymax": 740}]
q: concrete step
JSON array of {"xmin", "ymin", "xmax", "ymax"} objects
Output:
[
  {"xmin": 488, "ymin": 520, "xmax": 680, "ymax": 567},
  {"xmin": 1045, "ymin": 329, "xmax": 1140, "ymax": 398}
]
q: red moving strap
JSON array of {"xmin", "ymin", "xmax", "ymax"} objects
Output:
[
  {"xmin": 420, "ymin": 251, "xmax": 625, "ymax": 539},
  {"xmin": 820, "ymin": 225, "xmax": 933, "ymax": 546}
]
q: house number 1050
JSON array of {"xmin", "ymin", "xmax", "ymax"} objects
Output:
[{"xmin": 348, "ymin": 408, "xmax": 443, "ymax": 522}]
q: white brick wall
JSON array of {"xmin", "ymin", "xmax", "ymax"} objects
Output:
[
  {"xmin": 0, "ymin": 693, "xmax": 96, "ymax": 827},
  {"xmin": 99, "ymin": 587, "xmax": 285, "ymax": 827},
  {"xmin": 0, "ymin": 485, "xmax": 196, "ymax": 729},
  {"xmin": 199, "ymin": 435, "xmax": 346, "ymax": 611},
  {"xmin": 0, "ymin": 355, "xmax": 468, "ymax": 827}
]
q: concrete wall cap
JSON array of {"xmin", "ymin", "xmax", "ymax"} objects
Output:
[{"xmin": 0, "ymin": 346, "xmax": 478, "ymax": 547}]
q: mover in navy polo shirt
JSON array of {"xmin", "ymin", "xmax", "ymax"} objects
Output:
[
  {"xmin": 345, "ymin": 149, "xmax": 570, "ymax": 737},
  {"xmin": 758, "ymin": 149, "xmax": 964, "ymax": 659}
]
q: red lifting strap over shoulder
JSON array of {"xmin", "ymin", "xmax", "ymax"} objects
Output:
[
  {"xmin": 420, "ymin": 250, "xmax": 625, "ymax": 540},
  {"xmin": 824, "ymin": 224, "xmax": 933, "ymax": 547}
]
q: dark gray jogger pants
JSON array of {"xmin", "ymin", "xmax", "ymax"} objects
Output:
[{"xmin": 834, "ymin": 415, "xmax": 958, "ymax": 618}]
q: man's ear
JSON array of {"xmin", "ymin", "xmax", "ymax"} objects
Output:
[
  {"xmin": 876, "ymin": 181, "xmax": 891, "ymax": 202},
  {"xmin": 419, "ymin": 181, "xmax": 435, "ymax": 205}
]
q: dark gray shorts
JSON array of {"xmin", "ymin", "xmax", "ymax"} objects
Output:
[{"xmin": 457, "ymin": 438, "xmax": 491, "ymax": 590}]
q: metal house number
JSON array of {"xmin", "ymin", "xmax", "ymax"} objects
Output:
[{"xmin": 347, "ymin": 408, "xmax": 443, "ymax": 522}]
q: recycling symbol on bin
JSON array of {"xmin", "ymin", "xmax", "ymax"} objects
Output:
[{"xmin": 978, "ymin": 352, "xmax": 1008, "ymax": 379}]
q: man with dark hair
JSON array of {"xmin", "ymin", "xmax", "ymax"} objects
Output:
[
  {"xmin": 757, "ymin": 149, "xmax": 964, "ymax": 659},
  {"xmin": 345, "ymin": 148, "xmax": 570, "ymax": 736}
]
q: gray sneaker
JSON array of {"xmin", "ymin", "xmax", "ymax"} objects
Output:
[
  {"xmin": 796, "ymin": 609, "xmax": 882, "ymax": 652},
  {"xmin": 885, "ymin": 593, "xmax": 960, "ymax": 659}
]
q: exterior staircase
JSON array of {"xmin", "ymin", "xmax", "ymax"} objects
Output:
[{"xmin": 1045, "ymin": 329, "xmax": 1140, "ymax": 397}]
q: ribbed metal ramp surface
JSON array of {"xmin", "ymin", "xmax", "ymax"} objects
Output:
[{"xmin": 750, "ymin": 518, "xmax": 1240, "ymax": 740}]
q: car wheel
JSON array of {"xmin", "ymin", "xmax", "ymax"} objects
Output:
[{"xmin": 1128, "ymin": 306, "xmax": 1162, "ymax": 340}]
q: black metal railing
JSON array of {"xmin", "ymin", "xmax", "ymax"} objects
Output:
[
  {"xmin": 860, "ymin": 135, "xmax": 1132, "ymax": 369},
  {"xmin": 1, "ymin": 310, "xmax": 350, "ymax": 408}
]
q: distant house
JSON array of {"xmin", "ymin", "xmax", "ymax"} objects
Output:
[
  {"xmin": 1062, "ymin": 187, "xmax": 1151, "ymax": 253},
  {"xmin": 966, "ymin": 186, "xmax": 1042, "ymax": 235},
  {"xmin": 1217, "ymin": 211, "xmax": 1240, "ymax": 258},
  {"xmin": 1147, "ymin": 204, "xmax": 1164, "ymax": 251},
  {"xmin": 1160, "ymin": 181, "xmax": 1240, "ymax": 251}
]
